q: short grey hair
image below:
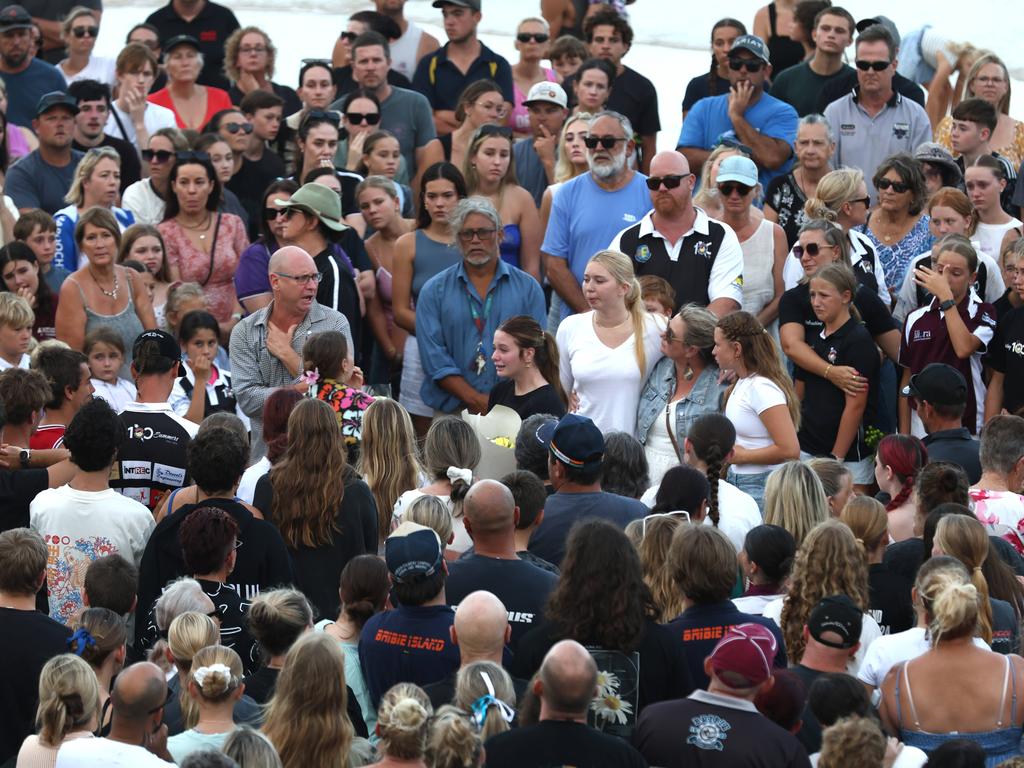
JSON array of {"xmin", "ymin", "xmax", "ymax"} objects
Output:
[
  {"xmin": 154, "ymin": 577, "xmax": 214, "ymax": 631},
  {"xmin": 449, "ymin": 196, "xmax": 502, "ymax": 242},
  {"xmin": 980, "ymin": 415, "xmax": 1024, "ymax": 475},
  {"xmin": 799, "ymin": 113, "xmax": 834, "ymax": 144},
  {"xmin": 589, "ymin": 110, "xmax": 634, "ymax": 142}
]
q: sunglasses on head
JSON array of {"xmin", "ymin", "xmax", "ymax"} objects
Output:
[
  {"xmin": 301, "ymin": 109, "xmax": 340, "ymax": 128},
  {"xmin": 717, "ymin": 181, "xmax": 753, "ymax": 197},
  {"xmin": 477, "ymin": 123, "xmax": 512, "ymax": 139},
  {"xmin": 175, "ymin": 151, "xmax": 210, "ymax": 163},
  {"xmin": 223, "ymin": 121, "xmax": 253, "ymax": 134},
  {"xmin": 876, "ymin": 178, "xmax": 909, "ymax": 193},
  {"xmin": 72, "ymin": 26, "xmax": 99, "ymax": 38},
  {"xmin": 646, "ymin": 174, "xmax": 688, "ymax": 191},
  {"xmin": 793, "ymin": 242, "xmax": 833, "ymax": 258},
  {"xmin": 141, "ymin": 149, "xmax": 174, "ymax": 163},
  {"xmin": 641, "ymin": 511, "xmax": 690, "ymax": 538},
  {"xmin": 583, "ymin": 135, "xmax": 627, "ymax": 150},
  {"xmin": 345, "ymin": 111, "xmax": 380, "ymax": 125},
  {"xmin": 517, "ymin": 32, "xmax": 550, "ymax": 43},
  {"xmin": 855, "ymin": 59, "xmax": 891, "ymax": 71},
  {"xmin": 728, "ymin": 58, "xmax": 764, "ymax": 72}
]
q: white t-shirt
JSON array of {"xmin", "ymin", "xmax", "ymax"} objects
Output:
[
  {"xmin": 641, "ymin": 478, "xmax": 761, "ymax": 553},
  {"xmin": 61, "ymin": 56, "xmax": 116, "ymax": 87},
  {"xmin": 121, "ymin": 179, "xmax": 166, "ymax": 226},
  {"xmin": 811, "ymin": 745, "xmax": 928, "ymax": 768},
  {"xmin": 237, "ymin": 455, "xmax": 270, "ymax": 505},
  {"xmin": 105, "ymin": 101, "xmax": 177, "ymax": 149},
  {"xmin": 55, "ymin": 734, "xmax": 172, "ymax": 767},
  {"xmin": 762, "ymin": 597, "xmax": 883, "ymax": 675},
  {"xmin": 725, "ymin": 374, "xmax": 788, "ymax": 474},
  {"xmin": 91, "ymin": 377, "xmax": 137, "ymax": 414},
  {"xmin": 30, "ymin": 485, "xmax": 154, "ymax": 625},
  {"xmin": 857, "ymin": 626, "xmax": 990, "ymax": 688},
  {"xmin": 732, "ymin": 593, "xmax": 785, "ymax": 616},
  {"xmin": 557, "ymin": 310, "xmax": 665, "ymax": 435},
  {"xmin": 0, "ymin": 352, "xmax": 30, "ymax": 370},
  {"xmin": 392, "ymin": 489, "xmax": 472, "ymax": 552},
  {"xmin": 975, "ymin": 219, "xmax": 1023, "ymax": 258}
]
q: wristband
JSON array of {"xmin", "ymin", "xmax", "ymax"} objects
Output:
[{"xmin": 824, "ymin": 364, "xmax": 832, "ymax": 380}]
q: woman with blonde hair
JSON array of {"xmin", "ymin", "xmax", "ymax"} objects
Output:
[
  {"xmin": 764, "ymin": 519, "xmax": 881, "ymax": 672},
  {"xmin": 257, "ymin": 398, "xmax": 377, "ymax": 620},
  {"xmin": 167, "ymin": 645, "xmax": 245, "ymax": 763},
  {"xmin": 65, "ymin": 607, "xmax": 126, "ymax": 734},
  {"xmin": 842, "ymin": 496, "xmax": 915, "ymax": 636},
  {"xmin": 403, "ymin": 495, "xmax": 455, "ymax": 548},
  {"xmin": 374, "ymin": 683, "xmax": 433, "ymax": 768},
  {"xmin": 713, "ymin": 311, "xmax": 800, "ymax": 509},
  {"xmin": 263, "ymin": 633, "xmax": 360, "ymax": 768},
  {"xmin": 356, "ymin": 398, "xmax": 422, "ymax": 549},
  {"xmin": 818, "ymin": 716, "xmax": 887, "ymax": 768},
  {"xmin": 427, "ymin": 705, "xmax": 484, "ymax": 768},
  {"xmin": 806, "ymin": 457, "xmax": 855, "ymax": 516},
  {"xmin": 635, "ymin": 513, "xmax": 687, "ymax": 623},
  {"xmin": 223, "ymin": 26, "xmax": 299, "ymax": 113},
  {"xmin": 165, "ymin": 611, "xmax": 220, "ymax": 734},
  {"xmin": 16, "ymin": 654, "xmax": 100, "ymax": 766},
  {"xmin": 223, "ymin": 726, "xmax": 283, "ymax": 768},
  {"xmin": 452, "ymin": 661, "xmax": 516, "ymax": 742},
  {"xmin": 553, "ymin": 113, "xmax": 591, "ymax": 185},
  {"xmin": 243, "ymin": 588, "xmax": 313, "ymax": 705},
  {"xmin": 879, "ymin": 551, "xmax": 1024, "ymax": 765},
  {"xmin": 763, "ymin": 461, "xmax": 830, "ymax": 547},
  {"xmin": 556, "ymin": 249, "xmax": 665, "ymax": 435},
  {"xmin": 57, "ymin": 6, "xmax": 114, "ymax": 85}
]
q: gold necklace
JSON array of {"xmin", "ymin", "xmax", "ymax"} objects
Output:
[
  {"xmin": 88, "ymin": 267, "xmax": 119, "ymax": 300},
  {"xmin": 179, "ymin": 212, "xmax": 212, "ymax": 240}
]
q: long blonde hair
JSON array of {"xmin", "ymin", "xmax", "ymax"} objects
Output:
[
  {"xmin": 35, "ymin": 654, "xmax": 101, "ymax": 746},
  {"xmin": 965, "ymin": 52, "xmax": 1012, "ymax": 114},
  {"xmin": 764, "ymin": 462, "xmax": 829, "ymax": 547},
  {"xmin": 263, "ymin": 633, "xmax": 354, "ymax": 768},
  {"xmin": 554, "ymin": 113, "xmax": 592, "ymax": 183},
  {"xmin": 637, "ymin": 514, "xmax": 687, "ymax": 622},
  {"xmin": 357, "ymin": 398, "xmax": 422, "ymax": 537},
  {"xmin": 588, "ymin": 249, "xmax": 651, "ymax": 374},
  {"xmin": 934, "ymin": 515, "xmax": 994, "ymax": 643},
  {"xmin": 167, "ymin": 612, "xmax": 219, "ymax": 729}
]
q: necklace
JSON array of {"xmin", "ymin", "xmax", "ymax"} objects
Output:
[
  {"xmin": 179, "ymin": 212, "xmax": 212, "ymax": 240},
  {"xmin": 89, "ymin": 267, "xmax": 119, "ymax": 300}
]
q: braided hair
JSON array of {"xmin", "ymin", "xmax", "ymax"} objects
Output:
[
  {"xmin": 685, "ymin": 413, "xmax": 737, "ymax": 527},
  {"xmin": 877, "ymin": 435, "xmax": 928, "ymax": 511}
]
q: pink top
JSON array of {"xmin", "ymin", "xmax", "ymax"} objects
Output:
[
  {"xmin": 511, "ymin": 68, "xmax": 558, "ymax": 134},
  {"xmin": 147, "ymin": 85, "xmax": 233, "ymax": 130},
  {"xmin": 159, "ymin": 213, "xmax": 248, "ymax": 322},
  {"xmin": 6, "ymin": 123, "xmax": 31, "ymax": 159}
]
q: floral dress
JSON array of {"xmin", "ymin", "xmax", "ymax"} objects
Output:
[
  {"xmin": 856, "ymin": 215, "xmax": 934, "ymax": 300},
  {"xmin": 312, "ymin": 378, "xmax": 375, "ymax": 455}
]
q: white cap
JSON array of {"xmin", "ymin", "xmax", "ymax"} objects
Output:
[{"xmin": 524, "ymin": 82, "xmax": 567, "ymax": 109}]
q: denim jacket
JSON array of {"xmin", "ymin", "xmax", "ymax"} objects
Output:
[{"xmin": 635, "ymin": 357, "xmax": 725, "ymax": 446}]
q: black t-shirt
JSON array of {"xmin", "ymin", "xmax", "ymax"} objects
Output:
[
  {"xmin": 72, "ymin": 135, "xmax": 143, "ymax": 193},
  {"xmin": 884, "ymin": 536, "xmax": 1024, "ymax": 585},
  {"xmin": 486, "ymin": 720, "xmax": 648, "ymax": 768},
  {"xmin": 0, "ymin": 468, "xmax": 49, "ymax": 533},
  {"xmin": 253, "ymin": 470, "xmax": 377, "ymax": 620},
  {"xmin": 922, "ymin": 428, "xmax": 982, "ymax": 484},
  {"xmin": 791, "ymin": 664, "xmax": 825, "ymax": 755},
  {"xmin": 227, "ymin": 151, "xmax": 287, "ymax": 241},
  {"xmin": 563, "ymin": 66, "xmax": 660, "ymax": 143},
  {"xmin": 795, "ymin": 317, "xmax": 880, "ymax": 460},
  {"xmin": 682, "ymin": 68, "xmax": 731, "ymax": 112},
  {"xmin": 423, "ymin": 670, "xmax": 530, "ymax": 711},
  {"xmin": 817, "ymin": 70, "xmax": 926, "ymax": 113},
  {"xmin": 313, "ymin": 244, "xmax": 364, "ymax": 360},
  {"xmin": 446, "ymin": 554, "xmax": 558, "ymax": 652},
  {"xmin": 241, "ymin": 665, "xmax": 278, "ymax": 705},
  {"xmin": 111, "ymin": 403, "xmax": 197, "ymax": 512},
  {"xmin": 145, "ymin": 1, "xmax": 240, "ymax": 90},
  {"xmin": 868, "ymin": 562, "xmax": 915, "ymax": 636},
  {"xmin": 228, "ymin": 82, "xmax": 302, "ymax": 116},
  {"xmin": 994, "ymin": 290, "xmax": 1018, "ymax": 322},
  {"xmin": 487, "ymin": 380, "xmax": 566, "ymax": 420},
  {"xmin": 987, "ymin": 305, "xmax": 1024, "ymax": 415},
  {"xmin": 764, "ymin": 172, "xmax": 806, "ymax": 249},
  {"xmin": 779, "ymin": 282, "xmax": 897, "ymax": 344},
  {"xmin": 991, "ymin": 597, "xmax": 1021, "ymax": 655},
  {"xmin": 0, "ymin": 608, "xmax": 71, "ymax": 764}
]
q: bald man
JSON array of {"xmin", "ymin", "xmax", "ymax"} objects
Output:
[
  {"xmin": 446, "ymin": 479, "xmax": 557, "ymax": 651},
  {"xmin": 56, "ymin": 661, "xmax": 174, "ymax": 766},
  {"xmin": 610, "ymin": 150, "xmax": 744, "ymax": 316},
  {"xmin": 485, "ymin": 640, "xmax": 647, "ymax": 768},
  {"xmin": 230, "ymin": 246, "xmax": 354, "ymax": 461}
]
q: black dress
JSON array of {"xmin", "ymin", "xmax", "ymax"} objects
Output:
[{"xmin": 487, "ymin": 380, "xmax": 566, "ymax": 420}]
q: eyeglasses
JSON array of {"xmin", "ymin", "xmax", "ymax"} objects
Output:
[
  {"xmin": 876, "ymin": 178, "xmax": 910, "ymax": 193},
  {"xmin": 974, "ymin": 76, "xmax": 1006, "ymax": 86},
  {"xmin": 728, "ymin": 58, "xmax": 764, "ymax": 72},
  {"xmin": 583, "ymin": 135, "xmax": 627, "ymax": 150},
  {"xmin": 141, "ymin": 149, "xmax": 175, "ymax": 163},
  {"xmin": 793, "ymin": 242, "xmax": 834, "ymax": 258},
  {"xmin": 345, "ymin": 112, "xmax": 380, "ymax": 125},
  {"xmin": 239, "ymin": 45, "xmax": 267, "ymax": 54},
  {"xmin": 855, "ymin": 59, "xmax": 891, "ymax": 71},
  {"xmin": 457, "ymin": 227, "xmax": 498, "ymax": 243},
  {"xmin": 223, "ymin": 121, "xmax": 253, "ymax": 134},
  {"xmin": 175, "ymin": 151, "xmax": 211, "ymax": 163},
  {"xmin": 641, "ymin": 511, "xmax": 690, "ymax": 538},
  {"xmin": 717, "ymin": 182, "xmax": 753, "ymax": 197},
  {"xmin": 517, "ymin": 32, "xmax": 550, "ymax": 43},
  {"xmin": 72, "ymin": 26, "xmax": 99, "ymax": 39},
  {"xmin": 646, "ymin": 174, "xmax": 689, "ymax": 191},
  {"xmin": 274, "ymin": 271, "xmax": 323, "ymax": 284}
]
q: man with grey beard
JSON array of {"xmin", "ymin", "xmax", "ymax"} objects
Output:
[{"xmin": 541, "ymin": 110, "xmax": 651, "ymax": 327}]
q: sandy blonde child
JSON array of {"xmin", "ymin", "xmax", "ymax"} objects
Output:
[{"xmin": 84, "ymin": 326, "xmax": 136, "ymax": 411}]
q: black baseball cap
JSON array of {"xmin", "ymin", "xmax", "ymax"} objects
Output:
[
  {"xmin": 35, "ymin": 92, "xmax": 78, "ymax": 118},
  {"xmin": 0, "ymin": 4, "xmax": 32, "ymax": 31},
  {"xmin": 541, "ymin": 413, "xmax": 604, "ymax": 473},
  {"xmin": 162, "ymin": 34, "xmax": 201, "ymax": 56},
  {"xmin": 432, "ymin": 0, "xmax": 480, "ymax": 9},
  {"xmin": 133, "ymin": 329, "xmax": 180, "ymax": 365},
  {"xmin": 900, "ymin": 363, "xmax": 968, "ymax": 406},
  {"xmin": 808, "ymin": 595, "xmax": 862, "ymax": 649}
]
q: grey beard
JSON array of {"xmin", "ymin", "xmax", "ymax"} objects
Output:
[{"xmin": 589, "ymin": 152, "xmax": 626, "ymax": 180}]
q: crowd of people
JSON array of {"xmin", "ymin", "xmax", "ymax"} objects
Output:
[{"xmin": 3, "ymin": 0, "xmax": 1024, "ymax": 766}]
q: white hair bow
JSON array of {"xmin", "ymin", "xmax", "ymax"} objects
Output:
[{"xmin": 446, "ymin": 466, "xmax": 473, "ymax": 485}]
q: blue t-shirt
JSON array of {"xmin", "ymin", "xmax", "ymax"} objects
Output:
[
  {"xmin": 6, "ymin": 150, "xmax": 85, "ymax": 215},
  {"xmin": 541, "ymin": 172, "xmax": 652, "ymax": 320},
  {"xmin": 527, "ymin": 490, "xmax": 648, "ymax": 568},
  {"xmin": 677, "ymin": 92, "xmax": 798, "ymax": 191},
  {"xmin": 0, "ymin": 60, "xmax": 66, "ymax": 127}
]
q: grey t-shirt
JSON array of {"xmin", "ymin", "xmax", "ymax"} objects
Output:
[
  {"xmin": 0, "ymin": 59, "xmax": 67, "ymax": 126},
  {"xmin": 514, "ymin": 139, "xmax": 551, "ymax": 209},
  {"xmin": 6, "ymin": 149, "xmax": 85, "ymax": 214}
]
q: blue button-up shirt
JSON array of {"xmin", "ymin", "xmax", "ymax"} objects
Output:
[{"xmin": 416, "ymin": 258, "xmax": 546, "ymax": 413}]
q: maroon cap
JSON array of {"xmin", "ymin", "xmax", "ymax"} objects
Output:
[{"xmin": 708, "ymin": 623, "xmax": 777, "ymax": 687}]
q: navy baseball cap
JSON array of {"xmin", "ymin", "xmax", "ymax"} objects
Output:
[
  {"xmin": 35, "ymin": 92, "xmax": 78, "ymax": 118},
  {"xmin": 729, "ymin": 35, "xmax": 770, "ymax": 65},
  {"xmin": 386, "ymin": 522, "xmax": 444, "ymax": 584},
  {"xmin": 900, "ymin": 363, "xmax": 968, "ymax": 406},
  {"xmin": 542, "ymin": 413, "xmax": 604, "ymax": 473}
]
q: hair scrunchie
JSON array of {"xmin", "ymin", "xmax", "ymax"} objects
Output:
[
  {"xmin": 67, "ymin": 627, "xmax": 96, "ymax": 656},
  {"xmin": 446, "ymin": 466, "xmax": 473, "ymax": 485}
]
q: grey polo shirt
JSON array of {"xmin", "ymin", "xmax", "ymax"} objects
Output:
[{"xmin": 824, "ymin": 88, "xmax": 932, "ymax": 198}]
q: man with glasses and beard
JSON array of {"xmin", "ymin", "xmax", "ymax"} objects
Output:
[
  {"xmin": 542, "ymin": 110, "xmax": 651, "ymax": 327},
  {"xmin": 0, "ymin": 4, "xmax": 66, "ymax": 127},
  {"xmin": 678, "ymin": 34, "xmax": 798, "ymax": 192},
  {"xmin": 611, "ymin": 150, "xmax": 743, "ymax": 316}
]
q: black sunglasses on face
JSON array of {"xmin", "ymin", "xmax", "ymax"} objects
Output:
[
  {"xmin": 793, "ymin": 242, "xmax": 832, "ymax": 258},
  {"xmin": 876, "ymin": 178, "xmax": 909, "ymax": 193},
  {"xmin": 345, "ymin": 112, "xmax": 380, "ymax": 125},
  {"xmin": 728, "ymin": 58, "xmax": 764, "ymax": 72},
  {"xmin": 517, "ymin": 32, "xmax": 550, "ymax": 43},
  {"xmin": 718, "ymin": 182, "xmax": 753, "ymax": 197},
  {"xmin": 72, "ymin": 26, "xmax": 99, "ymax": 38},
  {"xmin": 141, "ymin": 149, "xmax": 174, "ymax": 163},
  {"xmin": 583, "ymin": 135, "xmax": 627, "ymax": 150},
  {"xmin": 849, "ymin": 195, "xmax": 871, "ymax": 207},
  {"xmin": 223, "ymin": 122, "xmax": 253, "ymax": 134},
  {"xmin": 263, "ymin": 207, "xmax": 287, "ymax": 220},
  {"xmin": 855, "ymin": 59, "xmax": 891, "ymax": 71},
  {"xmin": 646, "ymin": 174, "xmax": 688, "ymax": 191},
  {"xmin": 339, "ymin": 31, "xmax": 357, "ymax": 42}
]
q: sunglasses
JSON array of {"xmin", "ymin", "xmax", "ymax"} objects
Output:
[
  {"xmin": 517, "ymin": 32, "xmax": 550, "ymax": 43},
  {"xmin": 641, "ymin": 511, "xmax": 690, "ymax": 538},
  {"xmin": 583, "ymin": 135, "xmax": 627, "ymax": 150},
  {"xmin": 263, "ymin": 207, "xmax": 288, "ymax": 220},
  {"xmin": 849, "ymin": 195, "xmax": 871, "ymax": 207},
  {"xmin": 646, "ymin": 174, "xmax": 689, "ymax": 191},
  {"xmin": 717, "ymin": 182, "xmax": 753, "ymax": 197},
  {"xmin": 793, "ymin": 242, "xmax": 834, "ymax": 259},
  {"xmin": 876, "ymin": 178, "xmax": 910, "ymax": 193},
  {"xmin": 301, "ymin": 109, "xmax": 340, "ymax": 128},
  {"xmin": 728, "ymin": 58, "xmax": 764, "ymax": 72},
  {"xmin": 141, "ymin": 149, "xmax": 175, "ymax": 163},
  {"xmin": 345, "ymin": 112, "xmax": 380, "ymax": 125},
  {"xmin": 477, "ymin": 123, "xmax": 512, "ymax": 139},
  {"xmin": 855, "ymin": 59, "xmax": 891, "ymax": 72},
  {"xmin": 175, "ymin": 151, "xmax": 211, "ymax": 163},
  {"xmin": 72, "ymin": 26, "xmax": 99, "ymax": 38},
  {"xmin": 457, "ymin": 227, "xmax": 498, "ymax": 243},
  {"xmin": 223, "ymin": 122, "xmax": 253, "ymax": 134},
  {"xmin": 339, "ymin": 31, "xmax": 358, "ymax": 42}
]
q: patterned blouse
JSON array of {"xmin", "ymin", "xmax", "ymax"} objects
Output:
[
  {"xmin": 856, "ymin": 215, "xmax": 934, "ymax": 299},
  {"xmin": 312, "ymin": 379, "xmax": 375, "ymax": 458}
]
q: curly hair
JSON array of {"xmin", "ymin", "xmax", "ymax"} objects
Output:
[
  {"xmin": 224, "ymin": 26, "xmax": 277, "ymax": 83},
  {"xmin": 818, "ymin": 717, "xmax": 886, "ymax": 768},
  {"xmin": 779, "ymin": 520, "xmax": 869, "ymax": 664},
  {"xmin": 426, "ymin": 705, "xmax": 483, "ymax": 768},
  {"xmin": 600, "ymin": 432, "xmax": 650, "ymax": 499},
  {"xmin": 377, "ymin": 683, "xmax": 432, "ymax": 760},
  {"xmin": 179, "ymin": 506, "xmax": 239, "ymax": 576},
  {"xmin": 545, "ymin": 519, "xmax": 657, "ymax": 651},
  {"xmin": 636, "ymin": 513, "xmax": 687, "ymax": 622}
]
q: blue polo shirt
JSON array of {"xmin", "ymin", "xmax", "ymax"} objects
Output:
[
  {"xmin": 412, "ymin": 42, "xmax": 514, "ymax": 112},
  {"xmin": 415, "ymin": 257, "xmax": 546, "ymax": 413}
]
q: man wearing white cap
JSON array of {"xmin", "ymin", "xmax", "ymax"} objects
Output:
[{"xmin": 514, "ymin": 81, "xmax": 569, "ymax": 207}]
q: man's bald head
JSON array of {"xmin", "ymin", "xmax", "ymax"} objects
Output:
[
  {"xmin": 453, "ymin": 590, "xmax": 509, "ymax": 658},
  {"xmin": 650, "ymin": 150, "xmax": 690, "ymax": 177},
  {"xmin": 268, "ymin": 245, "xmax": 316, "ymax": 276},
  {"xmin": 463, "ymin": 479, "xmax": 516, "ymax": 536},
  {"xmin": 538, "ymin": 639, "xmax": 597, "ymax": 715},
  {"xmin": 111, "ymin": 662, "xmax": 167, "ymax": 722}
]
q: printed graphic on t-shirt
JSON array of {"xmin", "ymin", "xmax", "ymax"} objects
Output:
[
  {"xmin": 45, "ymin": 533, "xmax": 117, "ymax": 624},
  {"xmin": 373, "ymin": 627, "xmax": 447, "ymax": 652},
  {"xmin": 688, "ymin": 713, "xmax": 731, "ymax": 751},
  {"xmin": 587, "ymin": 648, "xmax": 640, "ymax": 739}
]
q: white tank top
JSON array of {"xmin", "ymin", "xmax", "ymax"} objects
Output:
[
  {"xmin": 390, "ymin": 22, "xmax": 424, "ymax": 80},
  {"xmin": 740, "ymin": 219, "xmax": 777, "ymax": 317}
]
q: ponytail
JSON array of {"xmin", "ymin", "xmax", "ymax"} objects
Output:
[
  {"xmin": 539, "ymin": 331, "xmax": 567, "ymax": 406},
  {"xmin": 495, "ymin": 316, "xmax": 567, "ymax": 407},
  {"xmin": 934, "ymin": 515, "xmax": 993, "ymax": 643}
]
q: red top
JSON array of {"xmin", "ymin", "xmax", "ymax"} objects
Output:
[
  {"xmin": 147, "ymin": 85, "xmax": 234, "ymax": 130},
  {"xmin": 30, "ymin": 424, "xmax": 65, "ymax": 450}
]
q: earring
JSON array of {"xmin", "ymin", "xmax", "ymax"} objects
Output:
[{"xmin": 683, "ymin": 364, "xmax": 694, "ymax": 381}]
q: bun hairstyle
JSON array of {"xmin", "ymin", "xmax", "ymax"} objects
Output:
[
  {"xmin": 35, "ymin": 654, "xmax": 101, "ymax": 746},
  {"xmin": 918, "ymin": 557, "xmax": 982, "ymax": 647},
  {"xmin": 453, "ymin": 661, "xmax": 516, "ymax": 741},
  {"xmin": 377, "ymin": 683, "xmax": 433, "ymax": 760},
  {"xmin": 67, "ymin": 607, "xmax": 126, "ymax": 669},
  {"xmin": 876, "ymin": 435, "xmax": 928, "ymax": 512},
  {"xmin": 422, "ymin": 416, "xmax": 480, "ymax": 517},
  {"xmin": 804, "ymin": 167, "xmax": 864, "ymax": 223},
  {"xmin": 840, "ymin": 496, "xmax": 889, "ymax": 553},
  {"xmin": 246, "ymin": 588, "xmax": 314, "ymax": 658},
  {"xmin": 916, "ymin": 461, "xmax": 970, "ymax": 520},
  {"xmin": 933, "ymin": 514, "xmax": 993, "ymax": 643},
  {"xmin": 587, "ymin": 250, "xmax": 651, "ymax": 375},
  {"xmin": 428, "ymin": 705, "xmax": 484, "ymax": 768},
  {"xmin": 497, "ymin": 315, "xmax": 567, "ymax": 406},
  {"xmin": 742, "ymin": 524, "xmax": 797, "ymax": 586},
  {"xmin": 339, "ymin": 554, "xmax": 390, "ymax": 630},
  {"xmin": 189, "ymin": 645, "xmax": 243, "ymax": 702},
  {"xmin": 686, "ymin": 413, "xmax": 737, "ymax": 527}
]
